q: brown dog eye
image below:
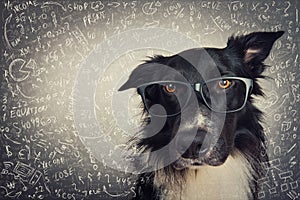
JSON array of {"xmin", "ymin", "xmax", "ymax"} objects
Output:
[
  {"xmin": 165, "ymin": 84, "xmax": 176, "ymax": 93},
  {"xmin": 218, "ymin": 80, "xmax": 232, "ymax": 89}
]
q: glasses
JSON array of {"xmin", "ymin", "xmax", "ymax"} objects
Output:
[{"xmin": 137, "ymin": 77, "xmax": 253, "ymax": 116}]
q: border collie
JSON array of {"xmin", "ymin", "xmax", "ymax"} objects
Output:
[{"xmin": 119, "ymin": 31, "xmax": 284, "ymax": 200}]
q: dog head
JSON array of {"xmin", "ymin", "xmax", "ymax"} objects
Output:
[{"xmin": 119, "ymin": 31, "xmax": 283, "ymax": 170}]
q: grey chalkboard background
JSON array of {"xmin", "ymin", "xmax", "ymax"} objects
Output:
[{"xmin": 0, "ymin": 0, "xmax": 299, "ymax": 199}]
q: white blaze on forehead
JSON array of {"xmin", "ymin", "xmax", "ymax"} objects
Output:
[{"xmin": 182, "ymin": 112, "xmax": 214, "ymax": 132}]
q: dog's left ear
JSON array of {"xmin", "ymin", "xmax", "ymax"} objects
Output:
[
  {"xmin": 242, "ymin": 31, "xmax": 284, "ymax": 63},
  {"xmin": 227, "ymin": 31, "xmax": 284, "ymax": 74}
]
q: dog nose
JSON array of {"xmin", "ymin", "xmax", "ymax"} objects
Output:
[{"xmin": 179, "ymin": 130, "xmax": 208, "ymax": 159}]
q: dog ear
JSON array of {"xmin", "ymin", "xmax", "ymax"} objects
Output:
[
  {"xmin": 119, "ymin": 64, "xmax": 146, "ymax": 91},
  {"xmin": 118, "ymin": 63, "xmax": 157, "ymax": 91},
  {"xmin": 119, "ymin": 55, "xmax": 172, "ymax": 91},
  {"xmin": 242, "ymin": 31, "xmax": 284, "ymax": 63},
  {"xmin": 227, "ymin": 31, "xmax": 284, "ymax": 74}
]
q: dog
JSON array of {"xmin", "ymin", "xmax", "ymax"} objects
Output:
[{"xmin": 119, "ymin": 31, "xmax": 284, "ymax": 200}]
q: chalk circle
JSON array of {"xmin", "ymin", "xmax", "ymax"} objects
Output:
[{"xmin": 73, "ymin": 27, "xmax": 226, "ymax": 174}]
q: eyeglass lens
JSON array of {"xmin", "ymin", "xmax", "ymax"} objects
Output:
[{"xmin": 141, "ymin": 79, "xmax": 248, "ymax": 116}]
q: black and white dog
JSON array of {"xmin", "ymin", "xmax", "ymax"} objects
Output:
[{"xmin": 119, "ymin": 31, "xmax": 283, "ymax": 200}]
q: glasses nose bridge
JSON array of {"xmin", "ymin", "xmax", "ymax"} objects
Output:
[
  {"xmin": 193, "ymin": 83, "xmax": 202, "ymax": 92},
  {"xmin": 191, "ymin": 83, "xmax": 208, "ymax": 105}
]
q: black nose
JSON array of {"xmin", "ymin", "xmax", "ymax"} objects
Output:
[{"xmin": 178, "ymin": 130, "xmax": 208, "ymax": 159}]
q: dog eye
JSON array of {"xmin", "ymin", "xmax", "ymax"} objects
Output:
[
  {"xmin": 218, "ymin": 80, "xmax": 232, "ymax": 89},
  {"xmin": 164, "ymin": 83, "xmax": 176, "ymax": 93}
]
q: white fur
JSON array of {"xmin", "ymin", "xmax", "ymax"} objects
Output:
[
  {"xmin": 154, "ymin": 150, "xmax": 253, "ymax": 200},
  {"xmin": 182, "ymin": 112, "xmax": 213, "ymax": 132}
]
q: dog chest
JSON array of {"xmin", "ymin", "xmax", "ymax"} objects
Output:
[{"xmin": 155, "ymin": 152, "xmax": 253, "ymax": 200}]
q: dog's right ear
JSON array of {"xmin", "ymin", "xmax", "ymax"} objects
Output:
[
  {"xmin": 118, "ymin": 79, "xmax": 133, "ymax": 91},
  {"xmin": 118, "ymin": 63, "xmax": 156, "ymax": 91}
]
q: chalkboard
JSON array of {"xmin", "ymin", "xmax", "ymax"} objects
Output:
[{"xmin": 0, "ymin": 0, "xmax": 299, "ymax": 199}]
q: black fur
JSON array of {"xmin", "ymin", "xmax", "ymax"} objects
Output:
[{"xmin": 119, "ymin": 31, "xmax": 284, "ymax": 200}]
